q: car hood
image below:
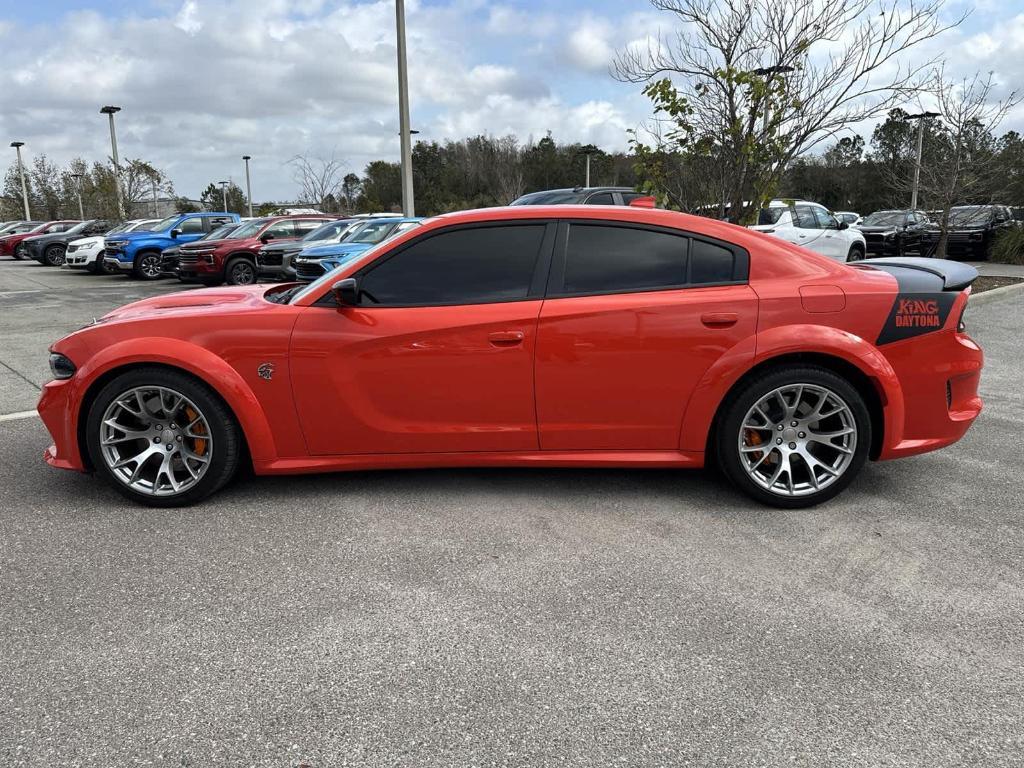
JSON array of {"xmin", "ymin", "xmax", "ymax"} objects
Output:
[
  {"xmin": 69, "ymin": 235, "xmax": 104, "ymax": 247},
  {"xmin": 300, "ymin": 242, "xmax": 372, "ymax": 258},
  {"xmin": 107, "ymin": 230, "xmax": 168, "ymax": 242},
  {"xmin": 99, "ymin": 285, "xmax": 273, "ymax": 323}
]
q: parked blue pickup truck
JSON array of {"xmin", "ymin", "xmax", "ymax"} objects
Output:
[{"xmin": 103, "ymin": 212, "xmax": 240, "ymax": 279}]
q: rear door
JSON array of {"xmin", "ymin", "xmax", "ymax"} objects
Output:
[{"xmin": 535, "ymin": 221, "xmax": 757, "ymax": 450}]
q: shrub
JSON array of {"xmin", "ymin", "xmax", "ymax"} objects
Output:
[{"xmin": 991, "ymin": 227, "xmax": 1024, "ymax": 265}]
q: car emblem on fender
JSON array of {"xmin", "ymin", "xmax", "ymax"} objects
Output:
[{"xmin": 257, "ymin": 362, "xmax": 275, "ymax": 380}]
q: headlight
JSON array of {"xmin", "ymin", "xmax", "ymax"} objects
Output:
[
  {"xmin": 107, "ymin": 239, "xmax": 128, "ymax": 248},
  {"xmin": 49, "ymin": 353, "xmax": 76, "ymax": 380}
]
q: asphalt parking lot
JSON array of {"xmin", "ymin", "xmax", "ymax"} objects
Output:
[{"xmin": 1, "ymin": 259, "xmax": 1022, "ymax": 766}]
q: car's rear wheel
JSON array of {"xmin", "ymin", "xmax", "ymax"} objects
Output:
[
  {"xmin": 86, "ymin": 368, "xmax": 242, "ymax": 506},
  {"xmin": 716, "ymin": 366, "xmax": 871, "ymax": 508},
  {"xmin": 846, "ymin": 244, "xmax": 865, "ymax": 262},
  {"xmin": 133, "ymin": 251, "xmax": 163, "ymax": 280},
  {"xmin": 13, "ymin": 243, "xmax": 28, "ymax": 260},
  {"xmin": 226, "ymin": 258, "xmax": 257, "ymax": 286},
  {"xmin": 44, "ymin": 244, "xmax": 66, "ymax": 267}
]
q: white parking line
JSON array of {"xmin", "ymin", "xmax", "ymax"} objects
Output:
[
  {"xmin": 0, "ymin": 290, "xmax": 42, "ymax": 298},
  {"xmin": 0, "ymin": 410, "xmax": 38, "ymax": 422}
]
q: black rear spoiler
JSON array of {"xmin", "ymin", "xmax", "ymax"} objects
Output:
[{"xmin": 857, "ymin": 257, "xmax": 978, "ymax": 292}]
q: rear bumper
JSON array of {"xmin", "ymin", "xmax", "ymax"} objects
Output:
[{"xmin": 878, "ymin": 329, "xmax": 983, "ymax": 460}]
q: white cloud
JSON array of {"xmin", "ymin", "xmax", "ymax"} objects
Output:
[{"xmin": 174, "ymin": 1, "xmax": 203, "ymax": 35}]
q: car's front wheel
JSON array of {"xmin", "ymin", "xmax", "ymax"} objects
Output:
[
  {"xmin": 44, "ymin": 244, "xmax": 66, "ymax": 267},
  {"xmin": 133, "ymin": 252, "xmax": 163, "ymax": 280},
  {"xmin": 85, "ymin": 368, "xmax": 242, "ymax": 506},
  {"xmin": 716, "ymin": 366, "xmax": 871, "ymax": 508},
  {"xmin": 225, "ymin": 258, "xmax": 258, "ymax": 286},
  {"xmin": 13, "ymin": 243, "xmax": 28, "ymax": 260}
]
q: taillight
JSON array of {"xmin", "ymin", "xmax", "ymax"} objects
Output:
[{"xmin": 957, "ymin": 302, "xmax": 967, "ymax": 333}]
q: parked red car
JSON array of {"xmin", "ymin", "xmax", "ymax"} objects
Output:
[
  {"xmin": 39, "ymin": 206, "xmax": 982, "ymax": 508},
  {"xmin": 176, "ymin": 215, "xmax": 334, "ymax": 286},
  {"xmin": 1, "ymin": 220, "xmax": 80, "ymax": 259}
]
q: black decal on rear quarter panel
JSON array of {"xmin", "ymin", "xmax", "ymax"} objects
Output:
[{"xmin": 876, "ymin": 292, "xmax": 957, "ymax": 345}]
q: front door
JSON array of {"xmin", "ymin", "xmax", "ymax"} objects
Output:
[
  {"xmin": 290, "ymin": 222, "xmax": 554, "ymax": 455},
  {"xmin": 535, "ymin": 222, "xmax": 757, "ymax": 450}
]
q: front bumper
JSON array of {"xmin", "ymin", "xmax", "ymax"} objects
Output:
[
  {"xmin": 38, "ymin": 377, "xmax": 85, "ymax": 472},
  {"xmin": 65, "ymin": 246, "xmax": 102, "ymax": 268}
]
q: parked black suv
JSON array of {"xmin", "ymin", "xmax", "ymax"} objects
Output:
[
  {"xmin": 509, "ymin": 187, "xmax": 649, "ymax": 206},
  {"xmin": 923, "ymin": 204, "xmax": 1017, "ymax": 260},
  {"xmin": 858, "ymin": 210, "xmax": 931, "ymax": 256},
  {"xmin": 25, "ymin": 219, "xmax": 117, "ymax": 266}
]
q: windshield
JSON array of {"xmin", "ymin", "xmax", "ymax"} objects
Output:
[
  {"xmin": 303, "ymin": 220, "xmax": 352, "ymax": 242},
  {"xmin": 757, "ymin": 207, "xmax": 786, "ymax": 225},
  {"xmin": 347, "ymin": 220, "xmax": 399, "ymax": 244},
  {"xmin": 510, "ymin": 190, "xmax": 587, "ymax": 205},
  {"xmin": 226, "ymin": 218, "xmax": 270, "ymax": 239},
  {"xmin": 948, "ymin": 206, "xmax": 992, "ymax": 226},
  {"xmin": 63, "ymin": 221, "xmax": 90, "ymax": 235},
  {"xmin": 203, "ymin": 224, "xmax": 240, "ymax": 241},
  {"xmin": 5, "ymin": 222, "xmax": 42, "ymax": 234},
  {"xmin": 150, "ymin": 215, "xmax": 182, "ymax": 232},
  {"xmin": 863, "ymin": 212, "xmax": 905, "ymax": 226},
  {"xmin": 128, "ymin": 220, "xmax": 159, "ymax": 232}
]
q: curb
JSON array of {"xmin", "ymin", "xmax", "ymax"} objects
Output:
[
  {"xmin": 970, "ymin": 281, "xmax": 1024, "ymax": 306},
  {"xmin": 0, "ymin": 410, "xmax": 39, "ymax": 423}
]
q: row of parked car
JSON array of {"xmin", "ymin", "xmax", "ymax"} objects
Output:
[
  {"xmin": 1, "ymin": 190, "xmax": 1017, "ymax": 284},
  {"xmin": 0, "ymin": 212, "xmax": 426, "ymax": 285}
]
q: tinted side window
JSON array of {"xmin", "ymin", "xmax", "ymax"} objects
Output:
[
  {"xmin": 178, "ymin": 217, "xmax": 204, "ymax": 234},
  {"xmin": 295, "ymin": 219, "xmax": 327, "ymax": 235},
  {"xmin": 359, "ymin": 225, "xmax": 545, "ymax": 306},
  {"xmin": 562, "ymin": 224, "xmax": 688, "ymax": 295},
  {"xmin": 690, "ymin": 240, "xmax": 735, "ymax": 284},
  {"xmin": 586, "ymin": 192, "xmax": 616, "ymax": 205},
  {"xmin": 793, "ymin": 206, "xmax": 818, "ymax": 229}
]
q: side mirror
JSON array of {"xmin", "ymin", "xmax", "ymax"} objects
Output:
[
  {"xmin": 332, "ymin": 278, "xmax": 359, "ymax": 307},
  {"xmin": 170, "ymin": 229, "xmax": 181, "ymax": 239},
  {"xmin": 836, "ymin": 220, "xmax": 849, "ymax": 230},
  {"xmin": 260, "ymin": 233, "xmax": 275, "ymax": 243}
]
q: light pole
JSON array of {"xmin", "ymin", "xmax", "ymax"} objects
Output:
[
  {"xmin": 71, "ymin": 172, "xmax": 85, "ymax": 219},
  {"xmin": 219, "ymin": 180, "xmax": 229, "ymax": 212},
  {"xmin": 100, "ymin": 106, "xmax": 124, "ymax": 218},
  {"xmin": 10, "ymin": 142, "xmax": 30, "ymax": 220},
  {"xmin": 242, "ymin": 155, "xmax": 253, "ymax": 217},
  {"xmin": 395, "ymin": 0, "xmax": 415, "ymax": 217},
  {"xmin": 578, "ymin": 144, "xmax": 599, "ymax": 187},
  {"xmin": 752, "ymin": 66, "xmax": 795, "ymax": 136},
  {"xmin": 907, "ymin": 111, "xmax": 940, "ymax": 210}
]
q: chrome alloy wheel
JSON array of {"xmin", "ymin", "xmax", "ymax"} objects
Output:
[
  {"xmin": 138, "ymin": 254, "xmax": 161, "ymax": 278},
  {"xmin": 737, "ymin": 383, "xmax": 857, "ymax": 498},
  {"xmin": 99, "ymin": 386, "xmax": 213, "ymax": 496}
]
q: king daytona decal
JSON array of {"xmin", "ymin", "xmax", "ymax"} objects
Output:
[{"xmin": 876, "ymin": 292, "xmax": 958, "ymax": 345}]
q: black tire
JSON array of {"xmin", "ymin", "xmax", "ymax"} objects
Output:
[
  {"xmin": 44, "ymin": 244, "xmax": 66, "ymax": 267},
  {"xmin": 85, "ymin": 367, "xmax": 242, "ymax": 507},
  {"xmin": 225, "ymin": 257, "xmax": 258, "ymax": 286},
  {"xmin": 846, "ymin": 244, "xmax": 865, "ymax": 262},
  {"xmin": 13, "ymin": 243, "xmax": 28, "ymax": 260},
  {"xmin": 715, "ymin": 365, "xmax": 871, "ymax": 509},
  {"xmin": 132, "ymin": 251, "xmax": 163, "ymax": 280}
]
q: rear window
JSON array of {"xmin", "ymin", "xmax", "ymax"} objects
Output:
[
  {"xmin": 758, "ymin": 207, "xmax": 785, "ymax": 226},
  {"xmin": 510, "ymin": 190, "xmax": 588, "ymax": 206}
]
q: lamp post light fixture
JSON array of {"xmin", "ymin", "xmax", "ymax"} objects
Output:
[
  {"xmin": 10, "ymin": 141, "xmax": 30, "ymax": 220},
  {"xmin": 71, "ymin": 172, "xmax": 85, "ymax": 219},
  {"xmin": 906, "ymin": 111, "xmax": 941, "ymax": 210},
  {"xmin": 219, "ymin": 180, "xmax": 229, "ymax": 213},
  {"xmin": 242, "ymin": 155, "xmax": 253, "ymax": 218},
  {"xmin": 395, "ymin": 0, "xmax": 415, "ymax": 217},
  {"xmin": 100, "ymin": 105, "xmax": 124, "ymax": 218}
]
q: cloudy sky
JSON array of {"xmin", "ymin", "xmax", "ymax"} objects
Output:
[{"xmin": 0, "ymin": 0, "xmax": 1021, "ymax": 202}]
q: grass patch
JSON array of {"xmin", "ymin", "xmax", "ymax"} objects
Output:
[
  {"xmin": 991, "ymin": 228, "xmax": 1024, "ymax": 265},
  {"xmin": 972, "ymin": 275, "xmax": 1024, "ymax": 293}
]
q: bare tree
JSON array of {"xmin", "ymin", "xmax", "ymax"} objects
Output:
[
  {"xmin": 616, "ymin": 0, "xmax": 964, "ymax": 222},
  {"xmin": 289, "ymin": 153, "xmax": 347, "ymax": 211},
  {"xmin": 491, "ymin": 135, "xmax": 526, "ymax": 203},
  {"xmin": 914, "ymin": 69, "xmax": 1020, "ymax": 257}
]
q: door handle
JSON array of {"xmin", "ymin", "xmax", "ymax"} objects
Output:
[
  {"xmin": 701, "ymin": 312, "xmax": 738, "ymax": 328},
  {"xmin": 488, "ymin": 330, "xmax": 525, "ymax": 346}
]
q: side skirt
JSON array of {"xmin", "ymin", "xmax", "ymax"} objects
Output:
[{"xmin": 255, "ymin": 449, "xmax": 705, "ymax": 475}]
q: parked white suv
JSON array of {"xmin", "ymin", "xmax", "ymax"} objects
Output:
[
  {"xmin": 64, "ymin": 219, "xmax": 161, "ymax": 274},
  {"xmin": 750, "ymin": 200, "xmax": 866, "ymax": 262}
]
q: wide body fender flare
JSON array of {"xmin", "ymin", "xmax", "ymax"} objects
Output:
[
  {"xmin": 71, "ymin": 338, "xmax": 277, "ymax": 464},
  {"xmin": 679, "ymin": 324, "xmax": 905, "ymax": 453}
]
